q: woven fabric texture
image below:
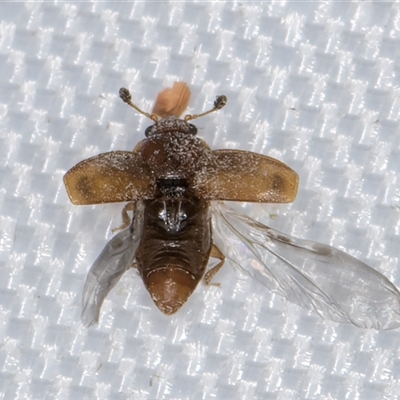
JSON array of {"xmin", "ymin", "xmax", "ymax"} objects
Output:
[{"xmin": 0, "ymin": 2, "xmax": 400, "ymax": 399}]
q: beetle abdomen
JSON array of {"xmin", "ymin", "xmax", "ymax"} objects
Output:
[
  {"xmin": 144, "ymin": 265, "xmax": 198, "ymax": 315},
  {"xmin": 136, "ymin": 182, "xmax": 212, "ymax": 314}
]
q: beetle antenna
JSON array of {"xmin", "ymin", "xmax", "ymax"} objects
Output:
[
  {"xmin": 184, "ymin": 95, "xmax": 227, "ymax": 121},
  {"xmin": 119, "ymin": 88, "xmax": 158, "ymax": 122}
]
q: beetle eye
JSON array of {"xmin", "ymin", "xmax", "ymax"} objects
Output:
[
  {"xmin": 188, "ymin": 124, "xmax": 197, "ymax": 135},
  {"xmin": 145, "ymin": 126, "xmax": 153, "ymax": 137}
]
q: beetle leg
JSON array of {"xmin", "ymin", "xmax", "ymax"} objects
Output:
[
  {"xmin": 112, "ymin": 202, "xmax": 135, "ymax": 233},
  {"xmin": 204, "ymin": 244, "xmax": 225, "ymax": 286}
]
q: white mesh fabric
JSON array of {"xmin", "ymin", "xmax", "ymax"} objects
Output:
[{"xmin": 0, "ymin": 2, "xmax": 400, "ymax": 399}]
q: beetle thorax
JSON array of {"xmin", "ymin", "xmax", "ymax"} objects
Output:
[{"xmin": 134, "ymin": 130, "xmax": 211, "ymax": 181}]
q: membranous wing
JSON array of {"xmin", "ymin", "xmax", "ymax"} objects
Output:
[
  {"xmin": 81, "ymin": 202, "xmax": 144, "ymax": 326},
  {"xmin": 212, "ymin": 203, "xmax": 400, "ymax": 330}
]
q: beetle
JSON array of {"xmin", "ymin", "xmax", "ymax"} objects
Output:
[{"xmin": 64, "ymin": 83, "xmax": 400, "ymax": 329}]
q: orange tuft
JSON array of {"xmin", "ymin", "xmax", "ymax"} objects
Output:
[{"xmin": 152, "ymin": 82, "xmax": 191, "ymax": 118}]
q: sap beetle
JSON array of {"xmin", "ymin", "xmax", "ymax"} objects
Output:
[{"xmin": 64, "ymin": 83, "xmax": 400, "ymax": 329}]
